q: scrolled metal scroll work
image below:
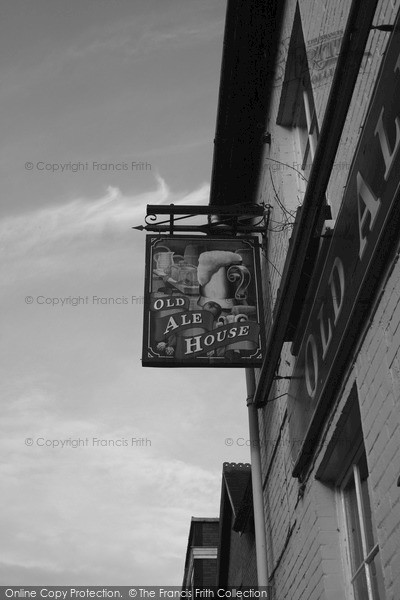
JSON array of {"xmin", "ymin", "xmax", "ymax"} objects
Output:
[
  {"xmin": 144, "ymin": 213, "xmax": 158, "ymax": 226},
  {"xmin": 227, "ymin": 264, "xmax": 251, "ymax": 301}
]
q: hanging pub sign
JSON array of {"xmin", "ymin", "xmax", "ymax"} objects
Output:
[{"xmin": 142, "ymin": 236, "xmax": 265, "ymax": 367}]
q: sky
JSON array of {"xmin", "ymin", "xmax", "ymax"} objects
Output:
[{"xmin": 0, "ymin": 0, "xmax": 253, "ymax": 585}]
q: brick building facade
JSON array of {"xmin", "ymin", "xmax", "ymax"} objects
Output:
[
  {"xmin": 182, "ymin": 518, "xmax": 219, "ymax": 588},
  {"xmin": 182, "ymin": 464, "xmax": 257, "ymax": 588},
  {"xmin": 209, "ymin": 1, "xmax": 400, "ymax": 598}
]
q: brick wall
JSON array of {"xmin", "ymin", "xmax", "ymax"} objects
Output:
[
  {"xmin": 196, "ymin": 521, "xmax": 219, "ymax": 548},
  {"xmin": 254, "ymin": 0, "xmax": 400, "ymax": 598},
  {"xmin": 193, "ymin": 559, "xmax": 217, "ymax": 587},
  {"xmin": 355, "ymin": 256, "xmax": 400, "ymax": 599}
]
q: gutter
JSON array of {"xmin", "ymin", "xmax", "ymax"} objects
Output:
[{"xmin": 246, "ymin": 368, "xmax": 269, "ymax": 586}]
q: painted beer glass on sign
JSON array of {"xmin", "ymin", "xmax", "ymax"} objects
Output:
[{"xmin": 142, "ymin": 236, "xmax": 264, "ymax": 367}]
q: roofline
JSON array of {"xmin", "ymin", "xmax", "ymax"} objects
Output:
[{"xmin": 209, "ymin": 0, "xmax": 284, "ymax": 207}]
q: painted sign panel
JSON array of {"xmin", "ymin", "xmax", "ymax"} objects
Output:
[
  {"xmin": 288, "ymin": 17, "xmax": 400, "ymax": 470},
  {"xmin": 142, "ymin": 236, "xmax": 264, "ymax": 367}
]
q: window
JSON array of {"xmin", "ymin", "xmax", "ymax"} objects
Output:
[
  {"xmin": 293, "ymin": 86, "xmax": 319, "ymax": 179},
  {"xmin": 316, "ymin": 385, "xmax": 386, "ymax": 600},
  {"xmin": 338, "ymin": 447, "xmax": 386, "ymax": 600},
  {"xmin": 276, "ymin": 4, "xmax": 320, "ymax": 189}
]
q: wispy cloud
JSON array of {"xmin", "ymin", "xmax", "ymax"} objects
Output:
[
  {"xmin": 0, "ymin": 176, "xmax": 210, "ymax": 288},
  {"xmin": 66, "ymin": 20, "xmax": 224, "ymax": 62},
  {"xmin": 1, "ymin": 10, "xmax": 223, "ymax": 101}
]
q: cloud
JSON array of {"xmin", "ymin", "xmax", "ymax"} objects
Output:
[
  {"xmin": 0, "ymin": 387, "xmax": 220, "ymax": 584},
  {"xmin": 57, "ymin": 6, "xmax": 224, "ymax": 64},
  {"xmin": 1, "ymin": 8, "xmax": 224, "ymax": 101},
  {"xmin": 0, "ymin": 175, "xmax": 248, "ymax": 584},
  {"xmin": 121, "ymin": 19, "xmax": 225, "ymax": 59},
  {"xmin": 0, "ymin": 176, "xmax": 210, "ymax": 288}
]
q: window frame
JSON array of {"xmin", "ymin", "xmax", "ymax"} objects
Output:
[{"xmin": 336, "ymin": 445, "xmax": 384, "ymax": 600}]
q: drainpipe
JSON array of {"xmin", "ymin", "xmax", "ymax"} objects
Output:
[{"xmin": 246, "ymin": 367, "xmax": 269, "ymax": 586}]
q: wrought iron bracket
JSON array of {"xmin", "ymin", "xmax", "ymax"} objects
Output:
[{"xmin": 133, "ymin": 203, "xmax": 270, "ymax": 250}]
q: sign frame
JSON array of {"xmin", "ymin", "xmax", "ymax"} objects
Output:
[{"xmin": 142, "ymin": 235, "xmax": 265, "ymax": 368}]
